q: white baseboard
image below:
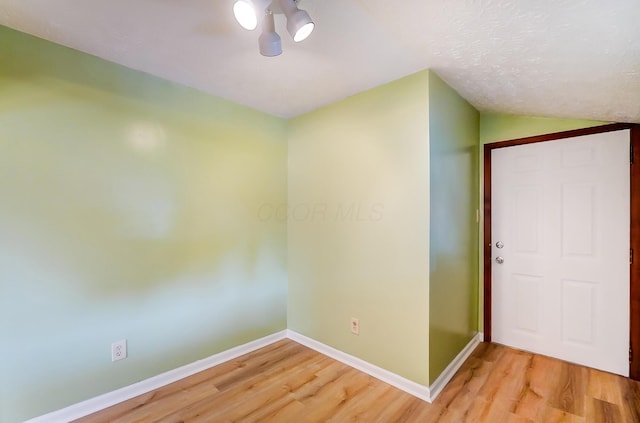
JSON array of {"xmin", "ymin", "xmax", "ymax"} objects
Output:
[
  {"xmin": 25, "ymin": 330, "xmax": 288, "ymax": 423},
  {"xmin": 286, "ymin": 330, "xmax": 431, "ymax": 402},
  {"xmin": 28, "ymin": 329, "xmax": 483, "ymax": 422},
  {"xmin": 428, "ymin": 332, "xmax": 483, "ymax": 400}
]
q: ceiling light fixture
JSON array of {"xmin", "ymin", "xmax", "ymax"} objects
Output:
[{"xmin": 233, "ymin": 0, "xmax": 314, "ymax": 56}]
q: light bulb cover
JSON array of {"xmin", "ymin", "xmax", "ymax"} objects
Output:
[
  {"xmin": 233, "ymin": 0, "xmax": 272, "ymax": 31},
  {"xmin": 233, "ymin": 0, "xmax": 258, "ymax": 30},
  {"xmin": 259, "ymin": 12, "xmax": 282, "ymax": 56},
  {"xmin": 279, "ymin": 0, "xmax": 314, "ymax": 42},
  {"xmin": 259, "ymin": 31, "xmax": 282, "ymax": 56},
  {"xmin": 292, "ymin": 19, "xmax": 314, "ymax": 42}
]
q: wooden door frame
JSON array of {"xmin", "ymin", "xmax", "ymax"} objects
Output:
[{"xmin": 482, "ymin": 122, "xmax": 640, "ymax": 380}]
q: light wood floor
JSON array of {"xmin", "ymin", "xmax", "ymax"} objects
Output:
[{"xmin": 76, "ymin": 339, "xmax": 640, "ymax": 422}]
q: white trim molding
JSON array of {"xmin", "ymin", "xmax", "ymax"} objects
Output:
[
  {"xmin": 428, "ymin": 332, "xmax": 483, "ymax": 401},
  {"xmin": 286, "ymin": 330, "xmax": 431, "ymax": 402},
  {"xmin": 28, "ymin": 329, "xmax": 483, "ymax": 422},
  {"xmin": 25, "ymin": 330, "xmax": 288, "ymax": 423}
]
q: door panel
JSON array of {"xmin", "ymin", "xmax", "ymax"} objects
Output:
[
  {"xmin": 561, "ymin": 279, "xmax": 595, "ymax": 345},
  {"xmin": 491, "ymin": 130, "xmax": 630, "ymax": 376},
  {"xmin": 514, "ymin": 274, "xmax": 541, "ymax": 333}
]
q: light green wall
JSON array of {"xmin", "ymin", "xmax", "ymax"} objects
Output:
[
  {"xmin": 428, "ymin": 72, "xmax": 480, "ymax": 384},
  {"xmin": 287, "ymin": 71, "xmax": 431, "ymax": 384},
  {"xmin": 0, "ymin": 26, "xmax": 287, "ymax": 422},
  {"xmin": 480, "ymin": 112, "xmax": 608, "ymax": 144}
]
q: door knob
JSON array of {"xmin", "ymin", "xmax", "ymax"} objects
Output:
[
  {"xmin": 496, "ymin": 241, "xmax": 504, "ymax": 249},
  {"xmin": 495, "ymin": 256, "xmax": 504, "ymax": 264}
]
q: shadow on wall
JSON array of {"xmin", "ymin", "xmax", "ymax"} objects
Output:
[{"xmin": 429, "ymin": 142, "xmax": 479, "ymax": 383}]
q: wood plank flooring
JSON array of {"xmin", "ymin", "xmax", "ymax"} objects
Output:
[{"xmin": 75, "ymin": 339, "xmax": 640, "ymax": 422}]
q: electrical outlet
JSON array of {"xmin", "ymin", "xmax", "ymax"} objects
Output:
[
  {"xmin": 112, "ymin": 339, "xmax": 127, "ymax": 362},
  {"xmin": 350, "ymin": 318, "xmax": 360, "ymax": 335}
]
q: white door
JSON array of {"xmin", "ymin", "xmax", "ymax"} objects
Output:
[{"xmin": 492, "ymin": 130, "xmax": 630, "ymax": 376}]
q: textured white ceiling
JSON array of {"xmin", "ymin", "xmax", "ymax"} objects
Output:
[{"xmin": 0, "ymin": 0, "xmax": 639, "ymax": 122}]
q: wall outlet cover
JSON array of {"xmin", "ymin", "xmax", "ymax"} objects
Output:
[
  {"xmin": 350, "ymin": 318, "xmax": 360, "ymax": 335},
  {"xmin": 112, "ymin": 339, "xmax": 127, "ymax": 362}
]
